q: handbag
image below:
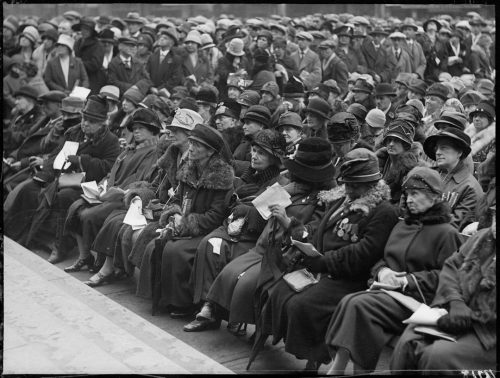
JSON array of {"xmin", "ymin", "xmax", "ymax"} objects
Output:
[
  {"xmin": 283, "ymin": 268, "xmax": 319, "ymax": 292},
  {"xmin": 58, "ymin": 172, "xmax": 86, "ymax": 188}
]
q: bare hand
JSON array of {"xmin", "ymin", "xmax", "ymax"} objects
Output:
[
  {"xmin": 269, "ymin": 204, "xmax": 291, "ymax": 228},
  {"xmin": 379, "ymin": 268, "xmax": 407, "ymax": 288},
  {"xmin": 10, "ymin": 161, "xmax": 22, "ymax": 171},
  {"xmin": 29, "ymin": 156, "xmax": 44, "ymax": 168}
]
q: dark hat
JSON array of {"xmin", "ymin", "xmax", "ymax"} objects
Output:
[
  {"xmin": 352, "ymin": 80, "xmax": 373, "ymax": 94},
  {"xmin": 369, "ymin": 26, "xmax": 389, "ymax": 37},
  {"xmin": 407, "ymin": 79, "xmax": 428, "ymax": 96},
  {"xmin": 382, "ymin": 120, "xmax": 415, "ymax": 148},
  {"xmin": 127, "ymin": 108, "xmax": 161, "ymax": 134},
  {"xmin": 253, "ymin": 48, "xmax": 270, "ymax": 64},
  {"xmin": 459, "ymin": 91, "xmax": 486, "ymax": 107},
  {"xmin": 137, "ymin": 33, "xmax": 154, "ymax": 49},
  {"xmin": 97, "ymin": 28, "xmax": 115, "ymax": 44},
  {"xmin": 196, "ymin": 86, "xmax": 218, "ymax": 106},
  {"xmin": 241, "ymin": 104, "xmax": 271, "ymax": 127},
  {"xmin": 118, "ymin": 37, "xmax": 138, "ymax": 46},
  {"xmin": 72, "ymin": 17, "xmax": 96, "ymax": 33},
  {"xmin": 111, "ymin": 17, "xmax": 127, "ymax": 31},
  {"xmin": 278, "ymin": 111, "xmax": 303, "ymax": 130},
  {"xmin": 222, "ymin": 25, "xmax": 247, "ymax": 43},
  {"xmin": 311, "ymin": 31, "xmax": 327, "ymax": 41},
  {"xmin": 374, "ymin": 83, "xmax": 396, "ymax": 97},
  {"xmin": 333, "ymin": 24, "xmax": 354, "ymax": 37},
  {"xmin": 123, "ymin": 86, "xmax": 144, "ymax": 105},
  {"xmin": 424, "ymin": 127, "xmax": 472, "ymax": 160},
  {"xmin": 158, "ymin": 27, "xmax": 179, "ymax": 45},
  {"xmin": 284, "ymin": 137, "xmax": 336, "ymax": 183},
  {"xmin": 261, "ymin": 81, "xmax": 280, "ymax": 98},
  {"xmin": 272, "ymin": 36, "xmax": 288, "ymax": 49},
  {"xmin": 178, "ymin": 97, "xmax": 199, "ymax": 112},
  {"xmin": 423, "ymin": 18, "xmax": 442, "ymax": 32},
  {"xmin": 171, "ymin": 86, "xmax": 189, "ymax": 100},
  {"xmin": 124, "ymin": 12, "xmax": 145, "ymax": 25},
  {"xmin": 469, "ymin": 17, "xmax": 487, "ymax": 26},
  {"xmin": 237, "ymin": 90, "xmax": 261, "ymax": 107},
  {"xmin": 14, "ymin": 85, "xmax": 40, "ymax": 101},
  {"xmin": 425, "ymin": 83, "xmax": 448, "ymax": 101},
  {"xmin": 61, "ymin": 96, "xmax": 85, "ymax": 114},
  {"xmin": 435, "ymin": 111, "xmax": 468, "ymax": 131},
  {"xmin": 319, "ymin": 39, "xmax": 336, "ymax": 49},
  {"xmin": 96, "ymin": 15, "xmax": 111, "ymax": 25},
  {"xmin": 395, "ymin": 103, "xmax": 422, "ymax": 124},
  {"xmin": 283, "ymin": 76, "xmax": 305, "ymax": 98},
  {"xmin": 402, "ymin": 166, "xmax": 443, "ymax": 195},
  {"xmin": 469, "ymin": 100, "xmax": 495, "ymax": 121},
  {"xmin": 352, "ymin": 30, "xmax": 367, "ymax": 39},
  {"xmin": 188, "ymin": 124, "xmax": 226, "ymax": 152},
  {"xmin": 38, "ymin": 90, "xmax": 66, "ymax": 103},
  {"xmin": 214, "ymin": 99, "xmax": 241, "ymax": 119},
  {"xmin": 395, "ymin": 72, "xmax": 416, "ymax": 88},
  {"xmin": 251, "ymin": 129, "xmax": 287, "ymax": 160},
  {"xmin": 346, "ymin": 103, "xmax": 368, "ymax": 121},
  {"xmin": 337, "ymin": 148, "xmax": 382, "ymax": 184},
  {"xmin": 82, "ymin": 95, "xmax": 108, "ymax": 121},
  {"xmin": 257, "ymin": 29, "xmax": 273, "ymax": 43},
  {"xmin": 327, "ymin": 112, "xmax": 359, "ymax": 142},
  {"xmin": 305, "ymin": 97, "xmax": 330, "ymax": 119},
  {"xmin": 41, "ymin": 28, "xmax": 59, "ymax": 42}
]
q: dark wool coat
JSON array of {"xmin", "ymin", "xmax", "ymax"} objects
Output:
[
  {"xmin": 361, "ymin": 40, "xmax": 397, "ymax": 83},
  {"xmin": 390, "ymin": 228, "xmax": 496, "ymax": 371},
  {"xmin": 336, "ymin": 46, "xmax": 368, "ymax": 76},
  {"xmin": 146, "ymin": 49, "xmax": 184, "ymax": 92},
  {"xmin": 4, "ymin": 105, "xmax": 46, "ymax": 156},
  {"xmin": 107, "ymin": 55, "xmax": 150, "ymax": 95},
  {"xmin": 180, "ymin": 50, "xmax": 214, "ymax": 85},
  {"xmin": 135, "ymin": 154, "xmax": 235, "ymax": 306},
  {"xmin": 321, "ymin": 54, "xmax": 349, "ymax": 98},
  {"xmin": 445, "ymin": 41, "xmax": 468, "ymax": 77},
  {"xmin": 73, "ymin": 36, "xmax": 105, "ymax": 94},
  {"xmin": 43, "ymin": 56, "xmax": 89, "ymax": 92},
  {"xmin": 214, "ymin": 54, "xmax": 251, "ymax": 96},
  {"xmin": 258, "ymin": 181, "xmax": 398, "ymax": 364},
  {"xmin": 469, "ymin": 45, "xmax": 492, "ymax": 79},
  {"xmin": 324, "ymin": 201, "xmax": 461, "ymax": 371}
]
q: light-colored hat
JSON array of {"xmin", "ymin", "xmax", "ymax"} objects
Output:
[
  {"xmin": 350, "ymin": 16, "xmax": 370, "ymax": 26},
  {"xmin": 389, "ymin": 31, "xmax": 406, "ymax": 39},
  {"xmin": 296, "ymin": 31, "xmax": 314, "ymax": 41},
  {"xmin": 56, "ymin": 34, "xmax": 75, "ymax": 51},
  {"xmin": 184, "ymin": 30, "xmax": 202, "ymax": 45},
  {"xmin": 199, "ymin": 33, "xmax": 215, "ymax": 50},
  {"xmin": 455, "ymin": 20, "xmax": 472, "ymax": 31},
  {"xmin": 99, "ymin": 85, "xmax": 120, "ymax": 102},
  {"xmin": 438, "ymin": 72, "xmax": 452, "ymax": 82},
  {"xmin": 227, "ymin": 38, "xmax": 245, "ymax": 56},
  {"xmin": 365, "ymin": 108, "xmax": 386, "ymax": 129},
  {"xmin": 166, "ymin": 108, "xmax": 203, "ymax": 131},
  {"xmin": 22, "ymin": 25, "xmax": 40, "ymax": 44}
]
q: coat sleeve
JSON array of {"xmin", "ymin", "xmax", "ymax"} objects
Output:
[
  {"xmin": 77, "ymin": 58, "xmax": 89, "ymax": 88},
  {"xmin": 162, "ymin": 56, "xmax": 184, "ymax": 92},
  {"xmin": 81, "ymin": 41, "xmax": 104, "ymax": 75},
  {"xmin": 451, "ymin": 181, "xmax": 482, "ymax": 230},
  {"xmin": 107, "ymin": 60, "xmax": 130, "ymax": 95},
  {"xmin": 415, "ymin": 43, "xmax": 427, "ymax": 79},
  {"xmin": 336, "ymin": 60, "xmax": 349, "ymax": 98},
  {"xmin": 430, "ymin": 248, "xmax": 466, "ymax": 307},
  {"xmin": 44, "ymin": 60, "xmax": 66, "ymax": 91},
  {"xmin": 404, "ymin": 228, "xmax": 462, "ymax": 303},
  {"xmin": 79, "ymin": 138, "xmax": 121, "ymax": 182},
  {"xmin": 324, "ymin": 202, "xmax": 399, "ymax": 279}
]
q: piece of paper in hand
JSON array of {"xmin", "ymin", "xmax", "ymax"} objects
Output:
[
  {"xmin": 81, "ymin": 181, "xmax": 100, "ymax": 199},
  {"xmin": 123, "ymin": 196, "xmax": 148, "ymax": 230},
  {"xmin": 251, "ymin": 183, "xmax": 292, "ymax": 220},
  {"xmin": 403, "ymin": 304, "xmax": 448, "ymax": 326},
  {"xmin": 53, "ymin": 141, "xmax": 79, "ymax": 170},
  {"xmin": 208, "ymin": 238, "xmax": 223, "ymax": 255},
  {"xmin": 70, "ymin": 86, "xmax": 91, "ymax": 100}
]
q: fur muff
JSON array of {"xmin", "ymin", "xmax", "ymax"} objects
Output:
[
  {"xmin": 176, "ymin": 153, "xmax": 234, "ymax": 191},
  {"xmin": 159, "ymin": 203, "xmax": 183, "ymax": 227},
  {"xmin": 123, "ymin": 181, "xmax": 156, "ymax": 207},
  {"xmin": 317, "ymin": 180, "xmax": 391, "ymax": 216}
]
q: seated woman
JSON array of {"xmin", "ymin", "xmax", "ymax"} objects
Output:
[
  {"xmin": 89, "ymin": 108, "xmax": 203, "ymax": 277},
  {"xmin": 184, "ymin": 129, "xmax": 287, "ymax": 332},
  {"xmin": 464, "ymin": 100, "xmax": 495, "ymax": 170},
  {"xmin": 255, "ymin": 148, "xmax": 399, "ymax": 372},
  {"xmin": 276, "ymin": 111, "xmax": 304, "ymax": 155},
  {"xmin": 198, "ymin": 138, "xmax": 336, "ymax": 335},
  {"xmin": 325, "ymin": 166, "xmax": 462, "ymax": 375},
  {"xmin": 62, "ymin": 108, "xmax": 160, "ymax": 279},
  {"xmin": 390, "ymin": 205, "xmax": 496, "ymax": 372},
  {"xmin": 135, "ymin": 124, "xmax": 235, "ymax": 317},
  {"xmin": 423, "ymin": 126, "xmax": 483, "ymax": 231}
]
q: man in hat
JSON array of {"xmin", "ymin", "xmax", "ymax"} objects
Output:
[
  {"xmin": 417, "ymin": 19, "xmax": 447, "ymax": 82},
  {"xmin": 400, "ymin": 18, "xmax": 426, "ymax": 79},
  {"xmin": 350, "ymin": 79, "xmax": 376, "ymax": 111},
  {"xmin": 335, "ymin": 24, "xmax": 368, "ymax": 74},
  {"xmin": 195, "ymin": 85, "xmax": 219, "ymax": 124},
  {"xmin": 290, "ymin": 31, "xmax": 321, "ymax": 90},
  {"xmin": 63, "ymin": 10, "xmax": 82, "ymax": 26},
  {"xmin": 72, "ymin": 17, "xmax": 106, "ymax": 94},
  {"xmin": 362, "ymin": 26, "xmax": 397, "ymax": 83},
  {"xmin": 108, "ymin": 37, "xmax": 150, "ymax": 95},
  {"xmin": 135, "ymin": 33, "xmax": 154, "ymax": 66},
  {"xmin": 147, "ymin": 28, "xmax": 184, "ymax": 94},
  {"xmin": 318, "ymin": 39, "xmax": 348, "ymax": 97},
  {"xmin": 393, "ymin": 73, "xmax": 414, "ymax": 108},
  {"xmin": 389, "ymin": 31, "xmax": 412, "ymax": 76},
  {"xmin": 182, "ymin": 30, "xmax": 213, "ymax": 87},
  {"xmin": 323, "ymin": 79, "xmax": 349, "ymax": 115},
  {"xmin": 124, "ymin": 12, "xmax": 145, "ymax": 39}
]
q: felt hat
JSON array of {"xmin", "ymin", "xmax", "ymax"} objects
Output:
[
  {"xmin": 124, "ymin": 12, "xmax": 145, "ymax": 25},
  {"xmin": 327, "ymin": 112, "xmax": 359, "ymax": 142},
  {"xmin": 3, "ymin": 16, "xmax": 19, "ymax": 34},
  {"xmin": 369, "ymin": 26, "xmax": 389, "ymax": 37},
  {"xmin": 318, "ymin": 39, "xmax": 336, "ymax": 49},
  {"xmin": 401, "ymin": 18, "xmax": 418, "ymax": 31},
  {"xmin": 177, "ymin": 97, "xmax": 199, "ymax": 112},
  {"xmin": 434, "ymin": 111, "xmax": 468, "ymax": 131},
  {"xmin": 96, "ymin": 15, "xmax": 111, "ymax": 25},
  {"xmin": 469, "ymin": 17, "xmax": 487, "ymax": 27},
  {"xmin": 423, "ymin": 18, "xmax": 442, "ymax": 32},
  {"xmin": 137, "ymin": 33, "xmax": 154, "ymax": 49},
  {"xmin": 405, "ymin": 99, "xmax": 425, "ymax": 118},
  {"xmin": 251, "ymin": 129, "xmax": 287, "ymax": 160},
  {"xmin": 389, "ymin": 31, "xmax": 406, "ymax": 39},
  {"xmin": 283, "ymin": 76, "xmax": 305, "ymax": 98},
  {"xmin": 365, "ymin": 108, "xmax": 386, "ymax": 129},
  {"xmin": 322, "ymin": 79, "xmax": 341, "ymax": 95},
  {"xmin": 14, "ymin": 85, "xmax": 40, "ymax": 101},
  {"xmin": 352, "ymin": 80, "xmax": 373, "ymax": 94},
  {"xmin": 402, "ymin": 166, "xmax": 443, "ymax": 194},
  {"xmin": 374, "ymin": 83, "xmax": 397, "ymax": 97},
  {"xmin": 469, "ymin": 100, "xmax": 495, "ymax": 121},
  {"xmin": 455, "ymin": 20, "xmax": 472, "ymax": 31},
  {"xmin": 337, "ymin": 148, "xmax": 382, "ymax": 184},
  {"xmin": 334, "ymin": 24, "xmax": 354, "ymax": 37},
  {"xmin": 261, "ymin": 81, "xmax": 280, "ymax": 98},
  {"xmin": 199, "ymin": 33, "xmax": 216, "ymax": 50},
  {"xmin": 237, "ymin": 90, "xmax": 261, "ymax": 107},
  {"xmin": 61, "ymin": 96, "xmax": 85, "ymax": 114},
  {"xmin": 395, "ymin": 73, "xmax": 416, "ymax": 88},
  {"xmin": 123, "ymin": 86, "xmax": 145, "ymax": 105},
  {"xmin": 296, "ymin": 31, "xmax": 314, "ymax": 41},
  {"xmin": 241, "ymin": 104, "xmax": 271, "ymax": 127},
  {"xmin": 72, "ymin": 17, "xmax": 96, "ymax": 33},
  {"xmin": 476, "ymin": 79, "xmax": 495, "ymax": 96},
  {"xmin": 111, "ymin": 17, "xmax": 127, "ymax": 31},
  {"xmin": 215, "ymin": 99, "xmax": 241, "ymax": 120},
  {"xmin": 382, "ymin": 120, "xmax": 415, "ymax": 148},
  {"xmin": 304, "ymin": 97, "xmax": 330, "ymax": 119},
  {"xmin": 425, "ymin": 83, "xmax": 449, "ymax": 101},
  {"xmin": 459, "ymin": 91, "xmax": 486, "ymax": 107},
  {"xmin": 118, "ymin": 37, "xmax": 138, "ymax": 46},
  {"xmin": 166, "ymin": 108, "xmax": 203, "ymax": 131},
  {"xmin": 21, "ymin": 26, "xmax": 40, "ymax": 44},
  {"xmin": 407, "ymin": 79, "xmax": 428, "ymax": 96},
  {"xmin": 227, "ymin": 38, "xmax": 245, "ymax": 56},
  {"xmin": 81, "ymin": 95, "xmax": 108, "ymax": 121},
  {"xmin": 257, "ymin": 29, "xmax": 273, "ymax": 43},
  {"xmin": 195, "ymin": 86, "xmax": 218, "ymax": 107},
  {"xmin": 284, "ymin": 137, "xmax": 336, "ymax": 183},
  {"xmin": 41, "ymin": 29, "xmax": 59, "ymax": 42},
  {"xmin": 99, "ymin": 85, "xmax": 120, "ymax": 102},
  {"xmin": 276, "ymin": 111, "xmax": 302, "ymax": 132},
  {"xmin": 424, "ymin": 127, "xmax": 472, "ymax": 160},
  {"xmin": 127, "ymin": 107, "xmax": 161, "ymax": 134},
  {"xmin": 184, "ymin": 30, "xmax": 202, "ymax": 45},
  {"xmin": 63, "ymin": 10, "xmax": 82, "ymax": 21},
  {"xmin": 188, "ymin": 124, "xmax": 226, "ymax": 152},
  {"xmin": 346, "ymin": 103, "xmax": 368, "ymax": 122},
  {"xmin": 38, "ymin": 90, "xmax": 66, "ymax": 103},
  {"xmin": 157, "ymin": 27, "xmax": 178, "ymax": 45}
]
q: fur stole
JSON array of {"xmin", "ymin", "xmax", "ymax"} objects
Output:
[
  {"xmin": 401, "ymin": 200, "xmax": 452, "ymax": 225},
  {"xmin": 376, "ymin": 144, "xmax": 421, "ymax": 185},
  {"xmin": 317, "ymin": 180, "xmax": 391, "ymax": 216},
  {"xmin": 465, "ymin": 123, "xmax": 496, "ymax": 157},
  {"xmin": 157, "ymin": 143, "xmax": 183, "ymax": 187},
  {"xmin": 176, "ymin": 153, "xmax": 234, "ymax": 191}
]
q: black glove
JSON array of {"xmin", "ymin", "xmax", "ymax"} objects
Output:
[
  {"xmin": 66, "ymin": 155, "xmax": 80, "ymax": 166},
  {"xmin": 302, "ymin": 255, "xmax": 328, "ymax": 273},
  {"xmin": 437, "ymin": 300, "xmax": 473, "ymax": 334}
]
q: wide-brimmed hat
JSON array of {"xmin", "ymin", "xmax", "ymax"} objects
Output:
[
  {"xmin": 185, "ymin": 30, "xmax": 202, "ymax": 45},
  {"xmin": 82, "ymin": 95, "xmax": 108, "ymax": 121},
  {"xmin": 337, "ymin": 148, "xmax": 382, "ymax": 184},
  {"xmin": 423, "ymin": 18, "xmax": 442, "ymax": 32},
  {"xmin": 352, "ymin": 80, "xmax": 373, "ymax": 94},
  {"xmin": 284, "ymin": 137, "xmax": 335, "ymax": 183},
  {"xmin": 61, "ymin": 96, "xmax": 85, "ymax": 114},
  {"xmin": 21, "ymin": 26, "xmax": 40, "ymax": 45},
  {"xmin": 435, "ymin": 111, "xmax": 468, "ymax": 131},
  {"xmin": 127, "ymin": 108, "xmax": 161, "ymax": 134},
  {"xmin": 199, "ymin": 33, "xmax": 216, "ymax": 50},
  {"xmin": 382, "ymin": 120, "xmax": 415, "ymax": 148},
  {"xmin": 215, "ymin": 99, "xmax": 241, "ymax": 120},
  {"xmin": 369, "ymin": 26, "xmax": 389, "ymax": 37},
  {"xmin": 402, "ymin": 166, "xmax": 443, "ymax": 195},
  {"xmin": 118, "ymin": 37, "xmax": 138, "ymax": 46},
  {"xmin": 14, "ymin": 85, "xmax": 40, "ymax": 101},
  {"xmin": 374, "ymin": 83, "xmax": 396, "ymax": 97},
  {"xmin": 55, "ymin": 34, "xmax": 75, "ymax": 51},
  {"xmin": 251, "ymin": 129, "xmax": 286, "ymax": 161},
  {"xmin": 389, "ymin": 31, "xmax": 406, "ymax": 39},
  {"xmin": 424, "ymin": 127, "xmax": 472, "ymax": 160},
  {"xmin": 327, "ymin": 112, "xmax": 359, "ymax": 142},
  {"xmin": 63, "ymin": 10, "xmax": 82, "ymax": 22},
  {"xmin": 283, "ymin": 76, "xmax": 305, "ymax": 98},
  {"xmin": 195, "ymin": 86, "xmax": 218, "ymax": 107},
  {"xmin": 227, "ymin": 38, "xmax": 245, "ymax": 56},
  {"xmin": 188, "ymin": 124, "xmax": 225, "ymax": 152},
  {"xmin": 459, "ymin": 91, "xmax": 486, "ymax": 107},
  {"xmin": 277, "ymin": 111, "xmax": 303, "ymax": 130},
  {"xmin": 469, "ymin": 100, "xmax": 495, "ymax": 121},
  {"xmin": 3, "ymin": 16, "xmax": 19, "ymax": 34},
  {"xmin": 346, "ymin": 103, "xmax": 368, "ymax": 121},
  {"xmin": 123, "ymin": 86, "xmax": 145, "ymax": 105},
  {"xmin": 476, "ymin": 79, "xmax": 495, "ymax": 96},
  {"xmin": 166, "ymin": 108, "xmax": 203, "ymax": 131},
  {"xmin": 38, "ymin": 90, "xmax": 66, "ymax": 103},
  {"xmin": 72, "ymin": 17, "xmax": 96, "ymax": 33},
  {"xmin": 401, "ymin": 18, "xmax": 418, "ymax": 31},
  {"xmin": 157, "ymin": 27, "xmax": 178, "ymax": 45},
  {"xmin": 124, "ymin": 12, "xmax": 145, "ymax": 25},
  {"xmin": 304, "ymin": 97, "xmax": 330, "ymax": 119},
  {"xmin": 241, "ymin": 104, "xmax": 271, "ymax": 127}
]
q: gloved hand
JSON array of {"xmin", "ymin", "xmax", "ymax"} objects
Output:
[
  {"xmin": 302, "ymin": 255, "xmax": 328, "ymax": 273},
  {"xmin": 437, "ymin": 300, "xmax": 473, "ymax": 334},
  {"xmin": 231, "ymin": 204, "xmax": 251, "ymax": 219},
  {"xmin": 66, "ymin": 155, "xmax": 80, "ymax": 166}
]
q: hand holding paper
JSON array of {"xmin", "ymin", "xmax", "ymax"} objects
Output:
[
  {"xmin": 252, "ymin": 183, "xmax": 291, "ymax": 220},
  {"xmin": 123, "ymin": 196, "xmax": 147, "ymax": 230},
  {"xmin": 53, "ymin": 141, "xmax": 79, "ymax": 170}
]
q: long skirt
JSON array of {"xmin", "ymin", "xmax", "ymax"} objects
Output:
[
  {"xmin": 390, "ymin": 324, "xmax": 497, "ymax": 372},
  {"xmin": 260, "ymin": 275, "xmax": 366, "ymax": 364},
  {"xmin": 325, "ymin": 290, "xmax": 412, "ymax": 371},
  {"xmin": 189, "ymin": 225, "xmax": 256, "ymax": 305},
  {"xmin": 112, "ymin": 223, "xmax": 144, "ymax": 275},
  {"xmin": 92, "ymin": 210, "xmax": 127, "ymax": 258},
  {"xmin": 228, "ymin": 261, "xmax": 261, "ymax": 324}
]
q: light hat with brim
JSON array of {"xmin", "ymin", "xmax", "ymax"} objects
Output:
[
  {"xmin": 166, "ymin": 108, "xmax": 203, "ymax": 131},
  {"xmin": 61, "ymin": 96, "xmax": 85, "ymax": 114}
]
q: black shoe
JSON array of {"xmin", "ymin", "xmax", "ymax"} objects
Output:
[
  {"xmin": 113, "ymin": 268, "xmax": 130, "ymax": 281},
  {"xmin": 183, "ymin": 318, "xmax": 221, "ymax": 332},
  {"xmin": 89, "ymin": 254, "xmax": 105, "ymax": 273},
  {"xmin": 84, "ymin": 271, "xmax": 114, "ymax": 287},
  {"xmin": 304, "ymin": 360, "xmax": 321, "ymax": 373},
  {"xmin": 64, "ymin": 255, "xmax": 95, "ymax": 273},
  {"xmin": 227, "ymin": 322, "xmax": 247, "ymax": 336},
  {"xmin": 169, "ymin": 307, "xmax": 195, "ymax": 319},
  {"xmin": 47, "ymin": 249, "xmax": 65, "ymax": 264}
]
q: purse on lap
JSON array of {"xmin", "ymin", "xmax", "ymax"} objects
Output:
[
  {"xmin": 283, "ymin": 268, "xmax": 319, "ymax": 292},
  {"xmin": 58, "ymin": 172, "xmax": 86, "ymax": 188}
]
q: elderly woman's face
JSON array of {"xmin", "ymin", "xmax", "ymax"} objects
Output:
[
  {"xmin": 251, "ymin": 145, "xmax": 273, "ymax": 171},
  {"xmin": 132, "ymin": 124, "xmax": 154, "ymax": 143},
  {"xmin": 405, "ymin": 188, "xmax": 436, "ymax": 214},
  {"xmin": 188, "ymin": 139, "xmax": 214, "ymax": 161}
]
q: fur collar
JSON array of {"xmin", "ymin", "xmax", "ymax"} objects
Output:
[
  {"xmin": 466, "ymin": 123, "xmax": 496, "ymax": 156},
  {"xmin": 157, "ymin": 143, "xmax": 183, "ymax": 171},
  {"xmin": 317, "ymin": 180, "xmax": 391, "ymax": 215},
  {"xmin": 177, "ymin": 153, "xmax": 234, "ymax": 190},
  {"xmin": 402, "ymin": 201, "xmax": 452, "ymax": 225}
]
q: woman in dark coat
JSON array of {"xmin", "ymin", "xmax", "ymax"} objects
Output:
[
  {"xmin": 135, "ymin": 124, "xmax": 235, "ymax": 316},
  {"xmin": 214, "ymin": 38, "xmax": 251, "ymax": 98},
  {"xmin": 184, "ymin": 129, "xmax": 287, "ymax": 331},
  {"xmin": 62, "ymin": 108, "xmax": 160, "ymax": 279},
  {"xmin": 255, "ymin": 148, "xmax": 399, "ymax": 372},
  {"xmin": 325, "ymin": 166, "xmax": 462, "ymax": 374},
  {"xmin": 203, "ymin": 138, "xmax": 336, "ymax": 334},
  {"xmin": 4, "ymin": 95, "xmax": 120, "ymax": 259},
  {"xmin": 390, "ymin": 206, "xmax": 496, "ymax": 372}
]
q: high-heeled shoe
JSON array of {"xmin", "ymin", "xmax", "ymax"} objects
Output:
[
  {"xmin": 227, "ymin": 321, "xmax": 247, "ymax": 336},
  {"xmin": 84, "ymin": 272, "xmax": 114, "ymax": 287},
  {"xmin": 64, "ymin": 255, "xmax": 95, "ymax": 273},
  {"xmin": 88, "ymin": 254, "xmax": 105, "ymax": 273}
]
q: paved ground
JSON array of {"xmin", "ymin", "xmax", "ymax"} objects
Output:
[{"xmin": 3, "ymin": 236, "xmax": 393, "ymax": 375}]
